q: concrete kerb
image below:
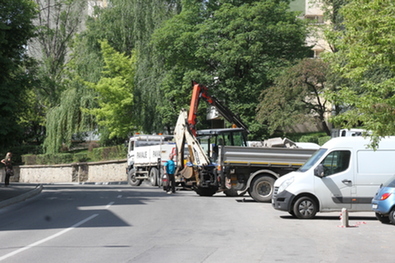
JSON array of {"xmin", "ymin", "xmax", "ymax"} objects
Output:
[{"xmin": 0, "ymin": 185, "xmax": 43, "ymax": 209}]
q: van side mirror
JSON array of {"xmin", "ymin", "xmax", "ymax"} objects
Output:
[{"xmin": 314, "ymin": 164, "xmax": 324, "ymax": 178}]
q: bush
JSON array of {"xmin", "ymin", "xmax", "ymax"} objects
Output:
[
  {"xmin": 318, "ymin": 136, "xmax": 331, "ymax": 146},
  {"xmin": 21, "ymin": 145, "xmax": 127, "ymax": 165},
  {"xmin": 298, "ymin": 135, "xmax": 319, "ymax": 144},
  {"xmin": 89, "ymin": 145, "xmax": 126, "ymax": 161}
]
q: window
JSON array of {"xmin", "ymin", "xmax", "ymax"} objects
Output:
[{"xmin": 321, "ymin": 150, "xmax": 351, "ymax": 176}]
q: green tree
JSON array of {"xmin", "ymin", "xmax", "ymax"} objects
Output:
[
  {"xmin": 256, "ymin": 58, "xmax": 331, "ymax": 136},
  {"xmin": 152, "ymin": 0, "xmax": 311, "ymax": 138},
  {"xmin": 31, "ymin": 0, "xmax": 87, "ymax": 107},
  {"xmin": 85, "ymin": 41, "xmax": 137, "ymax": 140},
  {"xmin": 325, "ymin": 0, "xmax": 395, "ymax": 145},
  {"xmin": 43, "ymin": 0, "xmax": 181, "ymax": 153},
  {"xmin": 0, "ymin": 0, "xmax": 37, "ymax": 147}
]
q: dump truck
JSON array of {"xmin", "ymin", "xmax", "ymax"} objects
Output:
[
  {"xmin": 175, "ymin": 109, "xmax": 317, "ymax": 202},
  {"xmin": 126, "ymin": 134, "xmax": 175, "ymax": 187}
]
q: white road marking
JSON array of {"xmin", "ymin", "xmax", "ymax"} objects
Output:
[
  {"xmin": 0, "ymin": 214, "xmax": 99, "ymax": 261},
  {"xmin": 106, "ymin": 202, "xmax": 114, "ymax": 209}
]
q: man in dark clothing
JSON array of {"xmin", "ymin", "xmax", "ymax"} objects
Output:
[{"xmin": 1, "ymin": 152, "xmax": 13, "ymax": 187}]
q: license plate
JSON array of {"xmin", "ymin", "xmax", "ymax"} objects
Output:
[{"xmin": 372, "ymin": 204, "xmax": 378, "ymax": 209}]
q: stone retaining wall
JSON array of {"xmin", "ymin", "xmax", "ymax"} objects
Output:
[{"xmin": 0, "ymin": 159, "xmax": 127, "ymax": 184}]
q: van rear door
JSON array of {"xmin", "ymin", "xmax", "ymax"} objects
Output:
[{"xmin": 353, "ymin": 150, "xmax": 395, "ymax": 211}]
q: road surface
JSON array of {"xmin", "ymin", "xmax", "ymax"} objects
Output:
[{"xmin": 0, "ymin": 183, "xmax": 392, "ymax": 262}]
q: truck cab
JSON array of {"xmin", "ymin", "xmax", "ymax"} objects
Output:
[{"xmin": 196, "ymin": 128, "xmax": 247, "ymax": 162}]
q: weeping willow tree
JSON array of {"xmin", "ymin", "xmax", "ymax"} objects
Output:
[
  {"xmin": 43, "ymin": 0, "xmax": 181, "ymax": 153},
  {"xmin": 43, "ymin": 78, "xmax": 97, "ymax": 153}
]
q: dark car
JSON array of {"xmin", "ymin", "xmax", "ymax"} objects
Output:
[{"xmin": 372, "ymin": 176, "xmax": 395, "ymax": 224}]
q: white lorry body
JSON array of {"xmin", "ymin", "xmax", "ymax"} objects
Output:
[
  {"xmin": 126, "ymin": 135, "xmax": 176, "ymax": 186},
  {"xmin": 272, "ymin": 136, "xmax": 395, "ymax": 219}
]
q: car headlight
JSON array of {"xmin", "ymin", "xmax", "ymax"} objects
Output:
[{"xmin": 277, "ymin": 176, "xmax": 294, "ymax": 194}]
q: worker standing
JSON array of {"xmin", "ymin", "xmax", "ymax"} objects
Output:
[{"xmin": 163, "ymin": 154, "xmax": 176, "ymax": 194}]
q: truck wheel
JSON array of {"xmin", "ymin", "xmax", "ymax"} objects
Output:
[
  {"xmin": 127, "ymin": 169, "xmax": 142, "ymax": 186},
  {"xmin": 157, "ymin": 170, "xmax": 163, "ymax": 187},
  {"xmin": 248, "ymin": 176, "xmax": 275, "ymax": 202},
  {"xmin": 195, "ymin": 186, "xmax": 218, "ymax": 197},
  {"xmin": 293, "ymin": 196, "xmax": 317, "ymax": 219},
  {"xmin": 224, "ymin": 188, "xmax": 240, "ymax": 197},
  {"xmin": 149, "ymin": 168, "xmax": 158, "ymax": 186}
]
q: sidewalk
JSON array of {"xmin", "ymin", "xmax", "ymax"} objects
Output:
[{"xmin": 0, "ymin": 183, "xmax": 43, "ymax": 209}]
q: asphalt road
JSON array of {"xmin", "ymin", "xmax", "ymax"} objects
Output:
[{"xmin": 0, "ymin": 183, "xmax": 392, "ymax": 263}]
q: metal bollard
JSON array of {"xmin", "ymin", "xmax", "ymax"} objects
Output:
[{"xmin": 340, "ymin": 207, "xmax": 349, "ymax": 227}]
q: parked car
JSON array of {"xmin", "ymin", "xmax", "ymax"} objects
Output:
[{"xmin": 372, "ymin": 176, "xmax": 395, "ymax": 224}]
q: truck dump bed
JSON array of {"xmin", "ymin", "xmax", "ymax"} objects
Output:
[{"xmin": 219, "ymin": 146, "xmax": 317, "ymax": 169}]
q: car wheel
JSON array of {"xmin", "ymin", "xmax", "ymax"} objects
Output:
[
  {"xmin": 375, "ymin": 213, "xmax": 390, "ymax": 224},
  {"xmin": 389, "ymin": 209, "xmax": 395, "ymax": 225},
  {"xmin": 293, "ymin": 196, "xmax": 318, "ymax": 219}
]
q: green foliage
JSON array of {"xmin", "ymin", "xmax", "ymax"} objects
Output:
[
  {"xmin": 152, "ymin": 0, "xmax": 310, "ymax": 138},
  {"xmin": 74, "ymin": 0, "xmax": 181, "ymax": 134},
  {"xmin": 43, "ymin": 85, "xmax": 96, "ymax": 154},
  {"xmin": 0, "ymin": 0, "xmax": 38, "ymax": 147},
  {"xmin": 318, "ymin": 136, "xmax": 331, "ymax": 146},
  {"xmin": 32, "ymin": 0, "xmax": 87, "ymax": 107},
  {"xmin": 89, "ymin": 145, "xmax": 126, "ymax": 162},
  {"xmin": 256, "ymin": 58, "xmax": 331, "ymax": 136},
  {"xmin": 325, "ymin": 0, "xmax": 395, "ymax": 146},
  {"xmin": 85, "ymin": 41, "xmax": 138, "ymax": 139},
  {"xmin": 22, "ymin": 145, "xmax": 126, "ymax": 165}
]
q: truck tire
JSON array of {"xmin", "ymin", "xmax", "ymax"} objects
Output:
[
  {"xmin": 292, "ymin": 196, "xmax": 317, "ymax": 219},
  {"xmin": 127, "ymin": 169, "xmax": 142, "ymax": 186},
  {"xmin": 248, "ymin": 175, "xmax": 275, "ymax": 202},
  {"xmin": 157, "ymin": 170, "xmax": 163, "ymax": 187},
  {"xmin": 224, "ymin": 188, "xmax": 241, "ymax": 197},
  {"xmin": 149, "ymin": 168, "xmax": 158, "ymax": 186},
  {"xmin": 195, "ymin": 186, "xmax": 218, "ymax": 197}
]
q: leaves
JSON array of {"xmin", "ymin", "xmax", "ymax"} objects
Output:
[
  {"xmin": 152, "ymin": 0, "xmax": 310, "ymax": 138},
  {"xmin": 85, "ymin": 41, "xmax": 137, "ymax": 139},
  {"xmin": 325, "ymin": 0, "xmax": 395, "ymax": 141}
]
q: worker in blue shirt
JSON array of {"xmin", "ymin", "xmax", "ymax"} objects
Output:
[{"xmin": 163, "ymin": 154, "xmax": 176, "ymax": 194}]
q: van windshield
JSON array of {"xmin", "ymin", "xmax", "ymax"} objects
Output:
[{"xmin": 298, "ymin": 148, "xmax": 327, "ymax": 172}]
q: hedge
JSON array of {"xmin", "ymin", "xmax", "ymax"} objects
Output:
[{"xmin": 21, "ymin": 145, "xmax": 127, "ymax": 165}]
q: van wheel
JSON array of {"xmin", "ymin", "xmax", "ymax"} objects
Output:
[
  {"xmin": 293, "ymin": 196, "xmax": 317, "ymax": 219},
  {"xmin": 375, "ymin": 213, "xmax": 390, "ymax": 224},
  {"xmin": 128, "ymin": 169, "xmax": 142, "ymax": 186},
  {"xmin": 389, "ymin": 209, "xmax": 395, "ymax": 225},
  {"xmin": 248, "ymin": 176, "xmax": 275, "ymax": 202},
  {"xmin": 150, "ymin": 168, "xmax": 158, "ymax": 186}
]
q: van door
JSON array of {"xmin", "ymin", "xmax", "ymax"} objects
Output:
[{"xmin": 315, "ymin": 150, "xmax": 353, "ymax": 211}]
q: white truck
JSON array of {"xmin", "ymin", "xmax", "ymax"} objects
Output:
[
  {"xmin": 126, "ymin": 134, "xmax": 176, "ymax": 186},
  {"xmin": 272, "ymin": 136, "xmax": 395, "ymax": 219}
]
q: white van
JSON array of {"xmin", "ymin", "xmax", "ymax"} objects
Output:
[{"xmin": 272, "ymin": 136, "xmax": 395, "ymax": 219}]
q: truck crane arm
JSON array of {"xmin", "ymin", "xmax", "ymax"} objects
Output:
[
  {"xmin": 174, "ymin": 109, "xmax": 211, "ymax": 169},
  {"xmin": 188, "ymin": 81, "xmax": 250, "ymax": 136}
]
